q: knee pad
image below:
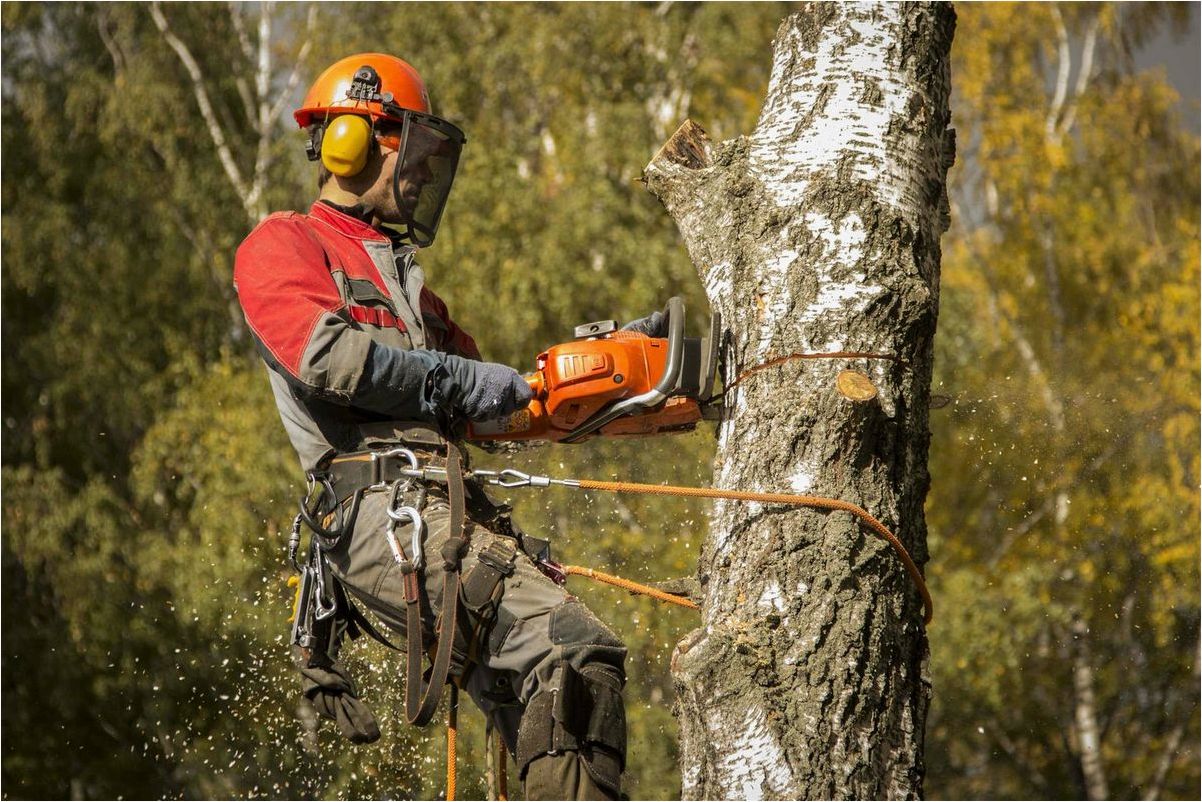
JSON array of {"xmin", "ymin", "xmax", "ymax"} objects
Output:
[{"xmin": 516, "ymin": 661, "xmax": 626, "ymax": 798}]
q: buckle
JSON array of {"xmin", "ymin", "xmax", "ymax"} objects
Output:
[{"xmin": 477, "ymin": 540, "xmax": 516, "ymax": 577}]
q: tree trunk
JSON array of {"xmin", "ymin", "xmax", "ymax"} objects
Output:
[{"xmin": 643, "ymin": 4, "xmax": 955, "ymax": 799}]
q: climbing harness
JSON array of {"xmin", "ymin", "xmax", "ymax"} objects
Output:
[{"xmin": 289, "ymin": 441, "xmax": 932, "ymax": 800}]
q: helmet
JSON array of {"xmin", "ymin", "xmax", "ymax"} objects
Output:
[
  {"xmin": 296, "ymin": 53, "xmax": 466, "ymax": 248},
  {"xmin": 294, "ymin": 53, "xmax": 429, "ymax": 127}
]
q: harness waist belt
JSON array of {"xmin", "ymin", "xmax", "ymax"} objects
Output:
[{"xmin": 326, "ymin": 442, "xmax": 464, "ymax": 500}]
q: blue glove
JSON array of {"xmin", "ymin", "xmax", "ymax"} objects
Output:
[{"xmin": 621, "ymin": 310, "xmax": 668, "ymax": 338}]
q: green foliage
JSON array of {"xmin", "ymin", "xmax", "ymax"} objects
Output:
[
  {"xmin": 3, "ymin": 2, "xmax": 1197, "ymax": 800},
  {"xmin": 926, "ymin": 4, "xmax": 1200, "ymax": 799}
]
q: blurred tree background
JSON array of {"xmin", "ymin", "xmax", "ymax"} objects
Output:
[{"xmin": 1, "ymin": 2, "xmax": 1196, "ymax": 799}]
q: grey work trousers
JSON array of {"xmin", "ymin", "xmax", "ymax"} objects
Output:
[{"xmin": 323, "ymin": 483, "xmax": 628, "ymax": 797}]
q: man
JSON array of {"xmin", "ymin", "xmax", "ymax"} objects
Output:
[{"xmin": 234, "ymin": 54, "xmax": 648, "ymax": 799}]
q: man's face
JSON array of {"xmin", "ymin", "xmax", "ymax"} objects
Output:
[{"xmin": 370, "ymin": 122, "xmax": 445, "ymax": 225}]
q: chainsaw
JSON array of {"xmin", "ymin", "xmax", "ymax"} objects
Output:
[{"xmin": 467, "ymin": 297, "xmax": 721, "ymax": 443}]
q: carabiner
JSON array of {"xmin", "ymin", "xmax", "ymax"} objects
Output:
[
  {"xmin": 287, "ymin": 513, "xmax": 304, "ymax": 574},
  {"xmin": 385, "ymin": 505, "xmax": 425, "ymax": 570},
  {"xmin": 312, "ymin": 550, "xmax": 338, "ymax": 621}
]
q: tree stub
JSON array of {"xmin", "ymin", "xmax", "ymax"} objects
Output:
[{"xmin": 836, "ymin": 369, "xmax": 878, "ymax": 401}]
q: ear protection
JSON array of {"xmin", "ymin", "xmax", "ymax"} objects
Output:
[{"xmin": 316, "ymin": 115, "xmax": 374, "ymax": 177}]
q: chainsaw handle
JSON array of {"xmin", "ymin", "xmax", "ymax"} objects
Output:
[{"xmin": 655, "ymin": 296, "xmax": 687, "ymax": 396}]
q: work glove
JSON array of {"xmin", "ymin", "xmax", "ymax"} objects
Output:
[
  {"xmin": 621, "ymin": 310, "xmax": 669, "ymax": 338},
  {"xmin": 433, "ymin": 354, "xmax": 535, "ymax": 422},
  {"xmin": 294, "ymin": 647, "xmax": 381, "ymax": 744}
]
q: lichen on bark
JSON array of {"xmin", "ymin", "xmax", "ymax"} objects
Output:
[{"xmin": 644, "ymin": 3, "xmax": 956, "ymax": 799}]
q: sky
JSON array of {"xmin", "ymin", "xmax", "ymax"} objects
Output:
[{"xmin": 1135, "ymin": 3, "xmax": 1201, "ymax": 132}]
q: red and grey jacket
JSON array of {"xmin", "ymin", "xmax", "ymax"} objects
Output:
[{"xmin": 234, "ymin": 201, "xmax": 481, "ymax": 471}]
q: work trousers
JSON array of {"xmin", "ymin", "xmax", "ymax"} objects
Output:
[{"xmin": 324, "ymin": 483, "xmax": 628, "ymax": 800}]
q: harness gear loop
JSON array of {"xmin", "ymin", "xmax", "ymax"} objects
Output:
[{"xmin": 298, "ymin": 471, "xmax": 364, "ymax": 550}]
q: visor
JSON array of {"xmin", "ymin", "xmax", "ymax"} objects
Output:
[{"xmin": 388, "ymin": 111, "xmax": 465, "ymax": 248}]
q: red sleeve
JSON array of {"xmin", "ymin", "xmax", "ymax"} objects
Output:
[
  {"xmin": 419, "ymin": 287, "xmax": 482, "ymax": 360},
  {"xmin": 234, "ymin": 214, "xmax": 344, "ymax": 379}
]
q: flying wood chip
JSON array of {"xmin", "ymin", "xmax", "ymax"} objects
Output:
[{"xmin": 836, "ymin": 370, "xmax": 878, "ymax": 401}]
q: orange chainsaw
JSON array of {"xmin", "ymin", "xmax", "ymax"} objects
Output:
[{"xmin": 467, "ymin": 297, "xmax": 721, "ymax": 443}]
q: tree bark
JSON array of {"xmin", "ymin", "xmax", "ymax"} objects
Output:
[{"xmin": 643, "ymin": 4, "xmax": 955, "ymax": 799}]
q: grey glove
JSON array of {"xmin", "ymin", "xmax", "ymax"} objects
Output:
[
  {"xmin": 621, "ymin": 310, "xmax": 668, "ymax": 338},
  {"xmin": 294, "ymin": 647, "xmax": 381, "ymax": 744},
  {"xmin": 433, "ymin": 354, "xmax": 535, "ymax": 421},
  {"xmin": 350, "ymin": 343, "xmax": 533, "ymax": 423}
]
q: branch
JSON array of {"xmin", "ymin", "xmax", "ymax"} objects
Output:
[
  {"xmin": 267, "ymin": 4, "xmax": 317, "ymax": 124},
  {"xmin": 96, "ymin": 9, "xmax": 125, "ymax": 74},
  {"xmin": 1047, "ymin": 4, "xmax": 1072, "ymax": 139},
  {"xmin": 1143, "ymin": 723, "xmax": 1185, "ymax": 801},
  {"xmin": 243, "ymin": 1, "xmax": 274, "ymax": 220},
  {"xmin": 1056, "ymin": 12, "xmax": 1101, "ymax": 138},
  {"xmin": 150, "ymin": 2, "xmax": 253, "ymax": 219},
  {"xmin": 228, "ymin": 1, "xmax": 255, "ymax": 63}
]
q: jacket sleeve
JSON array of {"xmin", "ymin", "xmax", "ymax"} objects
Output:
[
  {"xmin": 419, "ymin": 287, "xmax": 483, "ymax": 360},
  {"xmin": 234, "ymin": 215, "xmax": 443, "ymax": 420}
]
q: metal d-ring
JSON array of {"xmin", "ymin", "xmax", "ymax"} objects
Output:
[{"xmin": 370, "ymin": 447, "xmax": 421, "ymax": 490}]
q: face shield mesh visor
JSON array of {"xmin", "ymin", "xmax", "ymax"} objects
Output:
[{"xmin": 390, "ymin": 112, "xmax": 465, "ymax": 248}]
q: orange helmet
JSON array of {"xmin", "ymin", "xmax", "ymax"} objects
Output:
[{"xmin": 294, "ymin": 53, "xmax": 430, "ymax": 127}]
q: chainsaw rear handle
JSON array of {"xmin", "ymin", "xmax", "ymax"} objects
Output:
[{"xmin": 561, "ymin": 296, "xmax": 686, "ymax": 443}]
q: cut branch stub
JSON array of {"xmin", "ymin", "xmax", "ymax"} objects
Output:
[
  {"xmin": 836, "ymin": 369, "xmax": 878, "ymax": 401},
  {"xmin": 649, "ymin": 119, "xmax": 713, "ymax": 171}
]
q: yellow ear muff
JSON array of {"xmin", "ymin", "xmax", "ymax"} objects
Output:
[{"xmin": 321, "ymin": 115, "xmax": 373, "ymax": 177}]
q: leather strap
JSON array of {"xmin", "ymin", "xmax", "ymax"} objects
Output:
[{"xmin": 404, "ymin": 443, "xmax": 469, "ymax": 727}]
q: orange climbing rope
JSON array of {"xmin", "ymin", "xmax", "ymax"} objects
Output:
[
  {"xmin": 495, "ymin": 723, "xmax": 509, "ymax": 801},
  {"xmin": 723, "ymin": 350, "xmax": 908, "ymax": 393},
  {"xmin": 446, "ymin": 685, "xmax": 459, "ymax": 800},
  {"xmin": 570, "ymin": 478, "xmax": 933, "ymax": 624},
  {"xmin": 563, "ymin": 565, "xmax": 698, "ymax": 609}
]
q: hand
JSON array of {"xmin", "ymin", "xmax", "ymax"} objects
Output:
[
  {"xmin": 438, "ymin": 356, "xmax": 535, "ymax": 422},
  {"xmin": 620, "ymin": 310, "xmax": 668, "ymax": 338}
]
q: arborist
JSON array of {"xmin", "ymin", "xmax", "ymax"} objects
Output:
[{"xmin": 234, "ymin": 53, "xmax": 654, "ymax": 799}]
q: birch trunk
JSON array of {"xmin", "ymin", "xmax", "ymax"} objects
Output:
[{"xmin": 643, "ymin": 4, "xmax": 955, "ymax": 798}]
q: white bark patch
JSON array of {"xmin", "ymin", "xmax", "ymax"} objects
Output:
[
  {"xmin": 709, "ymin": 703, "xmax": 792, "ymax": 799},
  {"xmin": 751, "ymin": 4, "xmax": 918, "ymax": 212},
  {"xmin": 788, "ymin": 464, "xmax": 816, "ymax": 492},
  {"xmin": 797, "ymin": 211, "xmax": 882, "ymax": 350},
  {"xmin": 758, "ymin": 579, "xmax": 785, "ymax": 612}
]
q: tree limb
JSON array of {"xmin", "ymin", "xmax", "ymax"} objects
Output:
[
  {"xmin": 267, "ymin": 4, "xmax": 318, "ymax": 124},
  {"xmin": 150, "ymin": 2, "xmax": 253, "ymax": 220},
  {"xmin": 1047, "ymin": 4, "xmax": 1073, "ymax": 138},
  {"xmin": 228, "ymin": 1, "xmax": 255, "ymax": 64},
  {"xmin": 1056, "ymin": 12, "xmax": 1101, "ymax": 138}
]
